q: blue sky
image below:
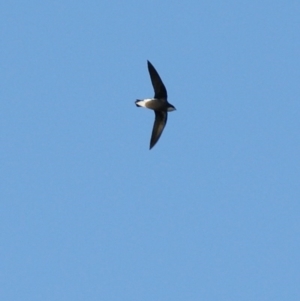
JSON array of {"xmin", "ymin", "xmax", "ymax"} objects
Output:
[{"xmin": 1, "ymin": 1, "xmax": 300, "ymax": 300}]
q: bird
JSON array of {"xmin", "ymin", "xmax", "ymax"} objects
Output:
[{"xmin": 135, "ymin": 60, "xmax": 176, "ymax": 149}]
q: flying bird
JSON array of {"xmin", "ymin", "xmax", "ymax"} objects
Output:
[{"xmin": 135, "ymin": 60, "xmax": 176, "ymax": 149}]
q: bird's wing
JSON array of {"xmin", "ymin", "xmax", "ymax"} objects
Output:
[
  {"xmin": 150, "ymin": 111, "xmax": 168, "ymax": 149},
  {"xmin": 147, "ymin": 61, "xmax": 168, "ymax": 99}
]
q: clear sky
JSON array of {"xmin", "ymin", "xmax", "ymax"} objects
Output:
[{"xmin": 1, "ymin": 1, "xmax": 300, "ymax": 300}]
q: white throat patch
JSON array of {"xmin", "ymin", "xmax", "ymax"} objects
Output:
[{"xmin": 136, "ymin": 99, "xmax": 154, "ymax": 108}]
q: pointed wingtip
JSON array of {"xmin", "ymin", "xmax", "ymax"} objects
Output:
[
  {"xmin": 149, "ymin": 140, "xmax": 155, "ymax": 150},
  {"xmin": 149, "ymin": 138, "xmax": 159, "ymax": 150}
]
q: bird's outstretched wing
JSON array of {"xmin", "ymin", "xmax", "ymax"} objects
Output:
[
  {"xmin": 150, "ymin": 111, "xmax": 168, "ymax": 149},
  {"xmin": 147, "ymin": 61, "xmax": 168, "ymax": 99}
]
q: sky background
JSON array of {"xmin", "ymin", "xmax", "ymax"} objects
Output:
[{"xmin": 1, "ymin": 1, "xmax": 300, "ymax": 300}]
